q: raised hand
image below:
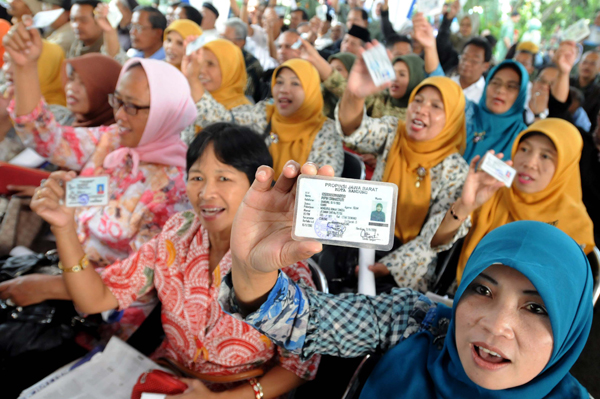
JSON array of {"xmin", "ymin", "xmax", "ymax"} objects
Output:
[
  {"xmin": 346, "ymin": 41, "xmax": 391, "ymax": 99},
  {"xmin": 2, "ymin": 16, "xmax": 43, "ymax": 67},
  {"xmin": 460, "ymin": 151, "xmax": 511, "ymax": 213},
  {"xmin": 230, "ymin": 161, "xmax": 334, "ymax": 276},
  {"xmin": 447, "ymin": 0, "xmax": 460, "ymax": 20},
  {"xmin": 29, "ymin": 171, "xmax": 77, "ymax": 230},
  {"xmin": 553, "ymin": 40, "xmax": 577, "ymax": 75},
  {"xmin": 94, "ymin": 3, "xmax": 115, "ymax": 33},
  {"xmin": 412, "ymin": 12, "xmax": 435, "ymax": 49}
]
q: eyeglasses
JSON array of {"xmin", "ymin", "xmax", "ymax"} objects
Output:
[
  {"xmin": 108, "ymin": 94, "xmax": 150, "ymax": 116},
  {"xmin": 459, "ymin": 55, "xmax": 483, "ymax": 66},
  {"xmin": 488, "ymin": 79, "xmax": 520, "ymax": 92},
  {"xmin": 130, "ymin": 24, "xmax": 153, "ymax": 32}
]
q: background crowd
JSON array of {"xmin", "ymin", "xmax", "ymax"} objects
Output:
[{"xmin": 0, "ymin": 0, "xmax": 599, "ymax": 398}]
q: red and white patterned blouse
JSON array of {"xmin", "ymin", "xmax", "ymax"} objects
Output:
[
  {"xmin": 10, "ymin": 99, "xmax": 190, "ymax": 267},
  {"xmin": 101, "ymin": 211, "xmax": 321, "ymax": 380}
]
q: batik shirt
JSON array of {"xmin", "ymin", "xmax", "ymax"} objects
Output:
[
  {"xmin": 337, "ymin": 105, "xmax": 471, "ymax": 292},
  {"xmin": 102, "ymin": 211, "xmax": 320, "ymax": 379},
  {"xmin": 219, "ymin": 270, "xmax": 445, "ymax": 359}
]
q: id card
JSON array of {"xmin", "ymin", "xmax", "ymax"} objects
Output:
[
  {"xmin": 417, "ymin": 0, "xmax": 445, "ymax": 16},
  {"xmin": 292, "ymin": 175, "xmax": 397, "ymax": 250},
  {"xmin": 362, "ymin": 44, "xmax": 395, "ymax": 87},
  {"xmin": 291, "ymin": 38, "xmax": 302, "ymax": 50},
  {"xmin": 31, "ymin": 9, "xmax": 64, "ymax": 29},
  {"xmin": 479, "ymin": 153, "xmax": 516, "ymax": 188},
  {"xmin": 65, "ymin": 176, "xmax": 109, "ymax": 207},
  {"xmin": 563, "ymin": 19, "xmax": 590, "ymax": 43}
]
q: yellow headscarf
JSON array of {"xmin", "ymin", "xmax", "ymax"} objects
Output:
[
  {"xmin": 202, "ymin": 39, "xmax": 250, "ymax": 110},
  {"xmin": 456, "ymin": 118, "xmax": 595, "ymax": 283},
  {"xmin": 38, "ymin": 40, "xmax": 66, "ymax": 106},
  {"xmin": 163, "ymin": 20, "xmax": 203, "ymax": 70},
  {"xmin": 266, "ymin": 59, "xmax": 328, "ymax": 178},
  {"xmin": 382, "ymin": 76, "xmax": 466, "ymax": 244}
]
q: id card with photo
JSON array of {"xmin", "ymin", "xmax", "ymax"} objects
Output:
[
  {"xmin": 362, "ymin": 43, "xmax": 395, "ymax": 87},
  {"xmin": 65, "ymin": 176, "xmax": 109, "ymax": 208},
  {"xmin": 292, "ymin": 175, "xmax": 397, "ymax": 250},
  {"xmin": 479, "ymin": 153, "xmax": 516, "ymax": 188}
]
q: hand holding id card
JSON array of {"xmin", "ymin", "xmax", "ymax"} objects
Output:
[
  {"xmin": 362, "ymin": 43, "xmax": 395, "ymax": 87},
  {"xmin": 478, "ymin": 153, "xmax": 516, "ymax": 188},
  {"xmin": 65, "ymin": 176, "xmax": 109, "ymax": 207},
  {"xmin": 292, "ymin": 175, "xmax": 397, "ymax": 250}
]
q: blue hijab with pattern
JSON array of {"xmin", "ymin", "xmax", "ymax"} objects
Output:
[
  {"xmin": 462, "ymin": 60, "xmax": 529, "ymax": 162},
  {"xmin": 361, "ymin": 221, "xmax": 593, "ymax": 399}
]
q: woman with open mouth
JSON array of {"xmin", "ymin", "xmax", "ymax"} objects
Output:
[
  {"xmin": 220, "ymin": 158, "xmax": 594, "ymax": 399},
  {"xmin": 336, "ymin": 27, "xmax": 470, "ymax": 293},
  {"xmin": 163, "ymin": 18, "xmax": 202, "ymax": 71},
  {"xmin": 433, "ymin": 118, "xmax": 595, "ymax": 285},
  {"xmin": 187, "ymin": 49, "xmax": 344, "ymax": 179}
]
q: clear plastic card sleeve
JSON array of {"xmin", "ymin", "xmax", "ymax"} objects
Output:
[{"xmin": 292, "ymin": 175, "xmax": 398, "ymax": 251}]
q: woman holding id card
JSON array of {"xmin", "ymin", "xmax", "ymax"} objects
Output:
[{"xmin": 337, "ymin": 48, "xmax": 470, "ymax": 293}]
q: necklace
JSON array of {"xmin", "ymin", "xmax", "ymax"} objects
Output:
[{"xmin": 415, "ymin": 166, "xmax": 427, "ymax": 188}]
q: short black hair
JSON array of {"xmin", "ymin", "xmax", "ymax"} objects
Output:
[
  {"xmin": 133, "ymin": 5, "xmax": 167, "ymax": 32},
  {"xmin": 385, "ymin": 34, "xmax": 412, "ymax": 49},
  {"xmin": 463, "ymin": 37, "xmax": 492, "ymax": 62},
  {"xmin": 483, "ymin": 34, "xmax": 497, "ymax": 49},
  {"xmin": 71, "ymin": 0, "xmax": 101, "ymax": 10},
  {"xmin": 291, "ymin": 8, "xmax": 308, "ymax": 22},
  {"xmin": 186, "ymin": 123, "xmax": 273, "ymax": 184},
  {"xmin": 351, "ymin": 6, "xmax": 368, "ymax": 21},
  {"xmin": 177, "ymin": 4, "xmax": 203, "ymax": 26}
]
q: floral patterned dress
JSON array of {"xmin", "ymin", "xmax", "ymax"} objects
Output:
[
  {"xmin": 9, "ymin": 99, "xmax": 190, "ymax": 340},
  {"xmin": 336, "ymin": 105, "xmax": 471, "ymax": 292},
  {"xmin": 101, "ymin": 211, "xmax": 321, "ymax": 384}
]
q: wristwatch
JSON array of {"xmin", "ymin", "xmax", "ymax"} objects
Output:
[{"xmin": 58, "ymin": 255, "xmax": 90, "ymax": 273}]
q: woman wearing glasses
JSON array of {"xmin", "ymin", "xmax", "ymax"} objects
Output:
[{"xmin": 2, "ymin": 20, "xmax": 196, "ymax": 340}]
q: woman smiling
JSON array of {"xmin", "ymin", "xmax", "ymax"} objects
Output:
[
  {"xmin": 432, "ymin": 118, "xmax": 595, "ymax": 284},
  {"xmin": 219, "ymin": 159, "xmax": 594, "ymax": 399},
  {"xmin": 163, "ymin": 19, "xmax": 202, "ymax": 70},
  {"xmin": 187, "ymin": 50, "xmax": 343, "ymax": 179}
]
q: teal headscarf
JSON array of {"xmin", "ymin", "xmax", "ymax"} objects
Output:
[
  {"xmin": 361, "ymin": 221, "xmax": 593, "ymax": 399},
  {"xmin": 463, "ymin": 60, "xmax": 529, "ymax": 162}
]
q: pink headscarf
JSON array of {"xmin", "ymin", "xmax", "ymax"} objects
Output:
[{"xmin": 103, "ymin": 59, "xmax": 197, "ymax": 174}]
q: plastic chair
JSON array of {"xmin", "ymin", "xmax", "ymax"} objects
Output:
[
  {"xmin": 431, "ymin": 237, "xmax": 464, "ymax": 296},
  {"xmin": 342, "ymin": 151, "xmax": 366, "ymax": 180},
  {"xmin": 306, "ymin": 258, "xmax": 329, "ymax": 294},
  {"xmin": 587, "ymin": 246, "xmax": 600, "ymax": 307}
]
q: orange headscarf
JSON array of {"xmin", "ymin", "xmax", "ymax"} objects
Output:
[
  {"xmin": 38, "ymin": 40, "xmax": 66, "ymax": 106},
  {"xmin": 382, "ymin": 76, "xmax": 466, "ymax": 243},
  {"xmin": 456, "ymin": 118, "xmax": 595, "ymax": 283},
  {"xmin": 202, "ymin": 39, "xmax": 250, "ymax": 110},
  {"xmin": 266, "ymin": 59, "xmax": 328, "ymax": 178}
]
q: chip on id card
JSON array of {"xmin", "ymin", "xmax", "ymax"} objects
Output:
[
  {"xmin": 362, "ymin": 44, "xmax": 395, "ymax": 87},
  {"xmin": 479, "ymin": 153, "xmax": 516, "ymax": 188},
  {"xmin": 65, "ymin": 176, "xmax": 109, "ymax": 207},
  {"xmin": 292, "ymin": 175, "xmax": 397, "ymax": 250}
]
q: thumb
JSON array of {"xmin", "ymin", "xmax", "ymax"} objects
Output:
[{"xmin": 279, "ymin": 240, "xmax": 322, "ymax": 267}]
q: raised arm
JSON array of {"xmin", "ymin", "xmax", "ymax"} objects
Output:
[
  {"xmin": 550, "ymin": 41, "xmax": 577, "ymax": 103},
  {"xmin": 5, "ymin": 19, "xmax": 103, "ymax": 169},
  {"xmin": 412, "ymin": 12, "xmax": 441, "ymax": 75},
  {"xmin": 95, "ymin": 3, "xmax": 123, "ymax": 60},
  {"xmin": 339, "ymin": 42, "xmax": 391, "ymax": 135},
  {"xmin": 29, "ymin": 171, "xmax": 119, "ymax": 314}
]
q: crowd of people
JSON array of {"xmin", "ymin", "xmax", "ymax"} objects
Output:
[{"xmin": 0, "ymin": 0, "xmax": 598, "ymax": 398}]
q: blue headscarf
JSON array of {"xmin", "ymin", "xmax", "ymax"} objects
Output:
[
  {"xmin": 462, "ymin": 60, "xmax": 528, "ymax": 163},
  {"xmin": 360, "ymin": 221, "xmax": 593, "ymax": 399}
]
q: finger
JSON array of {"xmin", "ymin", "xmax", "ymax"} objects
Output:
[
  {"xmin": 250, "ymin": 165, "xmax": 275, "ymax": 193},
  {"xmin": 505, "ymin": 160, "xmax": 513, "ymax": 167},
  {"xmin": 47, "ymin": 170, "xmax": 77, "ymax": 186},
  {"xmin": 15, "ymin": 21, "xmax": 33, "ymax": 48},
  {"xmin": 273, "ymin": 160, "xmax": 301, "ymax": 194},
  {"xmin": 300, "ymin": 162, "xmax": 318, "ymax": 176},
  {"xmin": 37, "ymin": 186, "xmax": 61, "ymax": 203},
  {"xmin": 9, "ymin": 28, "xmax": 27, "ymax": 52},
  {"xmin": 495, "ymin": 152, "xmax": 504, "ymax": 160},
  {"xmin": 43, "ymin": 178, "xmax": 66, "ymax": 198},
  {"xmin": 316, "ymin": 164, "xmax": 335, "ymax": 177},
  {"xmin": 468, "ymin": 155, "xmax": 480, "ymax": 173}
]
